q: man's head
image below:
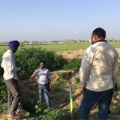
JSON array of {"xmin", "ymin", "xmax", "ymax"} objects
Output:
[
  {"xmin": 40, "ymin": 60, "xmax": 46, "ymax": 69},
  {"xmin": 91, "ymin": 28, "xmax": 106, "ymax": 44},
  {"xmin": 8, "ymin": 40, "xmax": 20, "ymax": 53}
]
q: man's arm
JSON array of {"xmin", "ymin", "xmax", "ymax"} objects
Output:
[
  {"xmin": 47, "ymin": 70, "xmax": 52, "ymax": 89},
  {"xmin": 112, "ymin": 54, "xmax": 119, "ymax": 86},
  {"xmin": 1, "ymin": 55, "xmax": 21, "ymax": 73},
  {"xmin": 30, "ymin": 70, "xmax": 39, "ymax": 79},
  {"xmin": 79, "ymin": 46, "xmax": 94, "ymax": 89}
]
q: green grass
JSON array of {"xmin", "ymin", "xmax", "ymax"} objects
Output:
[
  {"xmin": 0, "ymin": 42, "xmax": 90, "ymax": 53},
  {"xmin": 0, "ymin": 42, "xmax": 120, "ymax": 53}
]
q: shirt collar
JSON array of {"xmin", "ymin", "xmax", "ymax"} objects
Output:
[
  {"xmin": 40, "ymin": 68, "xmax": 46, "ymax": 71},
  {"xmin": 92, "ymin": 40, "xmax": 108, "ymax": 45},
  {"xmin": 8, "ymin": 49, "xmax": 13, "ymax": 53}
]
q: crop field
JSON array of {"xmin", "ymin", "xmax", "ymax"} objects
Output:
[{"xmin": 0, "ymin": 42, "xmax": 120, "ymax": 53}]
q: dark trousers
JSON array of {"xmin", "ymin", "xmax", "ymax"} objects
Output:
[
  {"xmin": 79, "ymin": 88, "xmax": 113, "ymax": 120},
  {"xmin": 108, "ymin": 89, "xmax": 114, "ymax": 113},
  {"xmin": 4, "ymin": 79, "xmax": 21, "ymax": 115},
  {"xmin": 108, "ymin": 84, "xmax": 117, "ymax": 113}
]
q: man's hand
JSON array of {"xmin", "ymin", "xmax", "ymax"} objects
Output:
[
  {"xmin": 20, "ymin": 67, "xmax": 24, "ymax": 71},
  {"xmin": 49, "ymin": 85, "xmax": 53, "ymax": 90},
  {"xmin": 34, "ymin": 70, "xmax": 39, "ymax": 74},
  {"xmin": 30, "ymin": 70, "xmax": 39, "ymax": 79},
  {"xmin": 17, "ymin": 67, "xmax": 23, "ymax": 73},
  {"xmin": 81, "ymin": 87, "xmax": 85, "ymax": 94}
]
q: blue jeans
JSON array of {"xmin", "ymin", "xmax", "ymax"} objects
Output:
[
  {"xmin": 38, "ymin": 83, "xmax": 50, "ymax": 107},
  {"xmin": 79, "ymin": 88, "xmax": 113, "ymax": 120}
]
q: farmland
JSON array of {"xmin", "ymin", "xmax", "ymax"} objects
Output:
[
  {"xmin": 0, "ymin": 42, "xmax": 120, "ymax": 120},
  {"xmin": 0, "ymin": 42, "xmax": 120, "ymax": 53}
]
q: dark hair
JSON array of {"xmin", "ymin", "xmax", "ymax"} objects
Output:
[
  {"xmin": 92, "ymin": 28, "xmax": 106, "ymax": 39},
  {"xmin": 40, "ymin": 60, "xmax": 46, "ymax": 65}
]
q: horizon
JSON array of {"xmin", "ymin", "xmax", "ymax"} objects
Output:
[{"xmin": 1, "ymin": 38, "xmax": 120, "ymax": 43}]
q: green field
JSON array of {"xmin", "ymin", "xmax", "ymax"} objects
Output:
[{"xmin": 0, "ymin": 42, "xmax": 120, "ymax": 54}]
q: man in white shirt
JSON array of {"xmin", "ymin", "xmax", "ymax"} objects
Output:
[
  {"xmin": 1, "ymin": 40, "xmax": 22, "ymax": 119},
  {"xmin": 30, "ymin": 60, "xmax": 51, "ymax": 107},
  {"xmin": 79, "ymin": 28, "xmax": 119, "ymax": 120}
]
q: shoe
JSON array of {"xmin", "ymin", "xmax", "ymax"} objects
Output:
[{"xmin": 15, "ymin": 109, "xmax": 21, "ymax": 115}]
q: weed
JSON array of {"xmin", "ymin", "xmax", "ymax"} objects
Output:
[
  {"xmin": 75, "ymin": 78, "xmax": 80, "ymax": 84},
  {"xmin": 63, "ymin": 58, "xmax": 82, "ymax": 71}
]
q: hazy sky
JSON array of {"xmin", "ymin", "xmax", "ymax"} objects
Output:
[{"xmin": 0, "ymin": 0, "xmax": 120, "ymax": 42}]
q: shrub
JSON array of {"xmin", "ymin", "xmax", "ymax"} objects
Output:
[
  {"xmin": 75, "ymin": 77, "xmax": 80, "ymax": 83},
  {"xmin": 58, "ymin": 73, "xmax": 67, "ymax": 80},
  {"xmin": 0, "ymin": 79, "xmax": 7, "ymax": 100},
  {"xmin": 63, "ymin": 58, "xmax": 82, "ymax": 71},
  {"xmin": 22, "ymin": 98, "xmax": 37, "ymax": 113},
  {"xmin": 0, "ymin": 103, "xmax": 7, "ymax": 114},
  {"xmin": 28, "ymin": 100, "xmax": 64, "ymax": 120},
  {"xmin": 40, "ymin": 108, "xmax": 64, "ymax": 120},
  {"xmin": 15, "ymin": 47, "xmax": 66, "ymax": 79}
]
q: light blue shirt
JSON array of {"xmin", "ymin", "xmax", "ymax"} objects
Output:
[{"xmin": 35, "ymin": 68, "xmax": 50, "ymax": 84}]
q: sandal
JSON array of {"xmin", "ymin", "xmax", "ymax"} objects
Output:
[
  {"xmin": 7, "ymin": 114, "xmax": 20, "ymax": 119},
  {"xmin": 15, "ymin": 109, "xmax": 21, "ymax": 115}
]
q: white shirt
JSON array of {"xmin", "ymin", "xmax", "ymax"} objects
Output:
[
  {"xmin": 79, "ymin": 41, "xmax": 119, "ymax": 91},
  {"xmin": 1, "ymin": 49, "xmax": 21, "ymax": 80},
  {"xmin": 35, "ymin": 68, "xmax": 50, "ymax": 84}
]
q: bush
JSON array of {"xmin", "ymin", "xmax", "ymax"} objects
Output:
[
  {"xmin": 0, "ymin": 77, "xmax": 7, "ymax": 113},
  {"xmin": 15, "ymin": 47, "xmax": 66, "ymax": 79},
  {"xmin": 0, "ymin": 102, "xmax": 7, "ymax": 114},
  {"xmin": 28, "ymin": 100, "xmax": 64, "ymax": 120},
  {"xmin": 22, "ymin": 98, "xmax": 37, "ymax": 113},
  {"xmin": 58, "ymin": 73, "xmax": 67, "ymax": 80},
  {"xmin": 63, "ymin": 58, "xmax": 82, "ymax": 71},
  {"xmin": 0, "ymin": 79, "xmax": 7, "ymax": 100}
]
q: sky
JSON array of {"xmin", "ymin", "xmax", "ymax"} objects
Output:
[{"xmin": 0, "ymin": 0, "xmax": 120, "ymax": 42}]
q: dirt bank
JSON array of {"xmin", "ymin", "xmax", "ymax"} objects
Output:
[{"xmin": 57, "ymin": 48, "xmax": 120, "ymax": 59}]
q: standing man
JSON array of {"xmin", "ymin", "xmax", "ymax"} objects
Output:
[
  {"xmin": 79, "ymin": 28, "xmax": 119, "ymax": 120},
  {"xmin": 1, "ymin": 40, "xmax": 22, "ymax": 119},
  {"xmin": 30, "ymin": 60, "xmax": 51, "ymax": 107}
]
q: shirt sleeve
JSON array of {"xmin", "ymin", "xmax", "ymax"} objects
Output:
[
  {"xmin": 112, "ymin": 53, "xmax": 119, "ymax": 86},
  {"xmin": 47, "ymin": 70, "xmax": 50, "ymax": 80},
  {"xmin": 34, "ymin": 69, "xmax": 39, "ymax": 76},
  {"xmin": 1, "ymin": 54, "xmax": 21, "ymax": 74},
  {"xmin": 9, "ymin": 54, "xmax": 21, "ymax": 72},
  {"xmin": 79, "ymin": 46, "xmax": 94, "ymax": 87}
]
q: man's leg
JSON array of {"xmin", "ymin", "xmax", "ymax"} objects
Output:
[
  {"xmin": 79, "ymin": 89, "xmax": 97, "ymax": 120},
  {"xmin": 13, "ymin": 80, "xmax": 24, "ymax": 114},
  {"xmin": 108, "ymin": 89, "xmax": 114, "ymax": 114},
  {"xmin": 98, "ymin": 89, "xmax": 113, "ymax": 120},
  {"xmin": 4, "ymin": 79, "xmax": 20, "ymax": 115},
  {"xmin": 38, "ymin": 84, "xmax": 43, "ymax": 103},
  {"xmin": 43, "ymin": 84, "xmax": 50, "ymax": 107},
  {"xmin": 7, "ymin": 90, "xmax": 13, "ymax": 114}
]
